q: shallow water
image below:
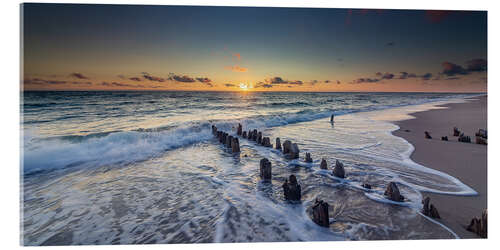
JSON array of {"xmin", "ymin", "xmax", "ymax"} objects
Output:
[{"xmin": 21, "ymin": 92, "xmax": 479, "ymax": 245}]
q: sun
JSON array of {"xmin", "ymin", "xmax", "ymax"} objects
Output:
[{"xmin": 239, "ymin": 83, "xmax": 249, "ymax": 91}]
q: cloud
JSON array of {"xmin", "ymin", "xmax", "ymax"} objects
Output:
[
  {"xmin": 100, "ymin": 81, "xmax": 146, "ymax": 88},
  {"xmin": 399, "ymin": 72, "xmax": 418, "ymax": 79},
  {"xmin": 254, "ymin": 82, "xmax": 274, "ymax": 88},
  {"xmin": 267, "ymin": 77, "xmax": 287, "ymax": 84},
  {"xmin": 444, "ymin": 77, "xmax": 461, "ymax": 80},
  {"xmin": 375, "ymin": 72, "xmax": 382, "ymax": 77},
  {"xmin": 205, "ymin": 82, "xmax": 214, "ymax": 87},
  {"xmin": 129, "ymin": 77, "xmax": 142, "ymax": 82},
  {"xmin": 324, "ymin": 80, "xmax": 331, "ymax": 83},
  {"xmin": 420, "ymin": 73, "xmax": 433, "ymax": 80},
  {"xmin": 265, "ymin": 77, "xmax": 303, "ymax": 85},
  {"xmin": 142, "ymin": 72, "xmax": 165, "ymax": 82},
  {"xmin": 441, "ymin": 62, "xmax": 468, "ymax": 76},
  {"xmin": 288, "ymin": 80, "xmax": 304, "ymax": 85},
  {"xmin": 196, "ymin": 77, "xmax": 212, "ymax": 83},
  {"xmin": 309, "ymin": 80, "xmax": 319, "ymax": 85},
  {"xmin": 386, "ymin": 42, "xmax": 395, "ymax": 46},
  {"xmin": 425, "ymin": 10, "xmax": 453, "ymax": 23},
  {"xmin": 381, "ymin": 72, "xmax": 395, "ymax": 79},
  {"xmin": 225, "ymin": 65, "xmax": 248, "ymax": 72},
  {"xmin": 24, "ymin": 78, "xmax": 67, "ymax": 85},
  {"xmin": 466, "ymin": 59, "xmax": 487, "ymax": 72},
  {"xmin": 232, "ymin": 53, "xmax": 241, "ymax": 60},
  {"xmin": 224, "ymin": 83, "xmax": 236, "ymax": 87},
  {"xmin": 168, "ymin": 73, "xmax": 195, "ymax": 83},
  {"xmin": 71, "ymin": 81, "xmax": 92, "ymax": 85},
  {"xmin": 117, "ymin": 75, "xmax": 126, "ymax": 79},
  {"xmin": 354, "ymin": 78, "xmax": 380, "ymax": 83},
  {"xmin": 337, "ymin": 80, "xmax": 341, "ymax": 84},
  {"xmin": 70, "ymin": 73, "xmax": 89, "ymax": 79}
]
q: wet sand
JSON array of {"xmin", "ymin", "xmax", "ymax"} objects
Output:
[{"xmin": 393, "ymin": 95, "xmax": 487, "ymax": 238}]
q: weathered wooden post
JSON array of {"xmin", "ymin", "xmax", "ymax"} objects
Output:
[
  {"xmin": 305, "ymin": 152, "xmax": 313, "ymax": 163},
  {"xmin": 262, "ymin": 137, "xmax": 272, "ymax": 147},
  {"xmin": 384, "ymin": 182, "xmax": 405, "ymax": 202},
  {"xmin": 283, "ymin": 140, "xmax": 292, "ymax": 154},
  {"xmin": 424, "ymin": 131, "xmax": 432, "ymax": 139},
  {"xmin": 312, "ymin": 199, "xmax": 330, "ymax": 227},
  {"xmin": 421, "ymin": 197, "xmax": 440, "ymax": 219},
  {"xmin": 231, "ymin": 137, "xmax": 240, "ymax": 153},
  {"xmin": 259, "ymin": 158, "xmax": 272, "ymax": 180},
  {"xmin": 332, "ymin": 159, "xmax": 345, "ymax": 178},
  {"xmin": 276, "ymin": 137, "xmax": 282, "ymax": 150},
  {"xmin": 320, "ymin": 158, "xmax": 327, "ymax": 169},
  {"xmin": 237, "ymin": 123, "xmax": 242, "ymax": 136},
  {"xmin": 283, "ymin": 175, "xmax": 301, "ymax": 201}
]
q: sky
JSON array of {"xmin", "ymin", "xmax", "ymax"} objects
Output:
[{"xmin": 22, "ymin": 4, "xmax": 487, "ymax": 92}]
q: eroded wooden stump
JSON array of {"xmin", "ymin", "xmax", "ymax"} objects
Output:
[
  {"xmin": 467, "ymin": 209, "xmax": 487, "ymax": 238},
  {"xmin": 384, "ymin": 182, "xmax": 404, "ymax": 202},
  {"xmin": 421, "ymin": 197, "xmax": 440, "ymax": 219},
  {"xmin": 312, "ymin": 199, "xmax": 329, "ymax": 227},
  {"xmin": 231, "ymin": 137, "xmax": 240, "ymax": 153},
  {"xmin": 320, "ymin": 158, "xmax": 327, "ymax": 170},
  {"xmin": 332, "ymin": 160, "xmax": 345, "ymax": 178},
  {"xmin": 237, "ymin": 123, "xmax": 242, "ymax": 136},
  {"xmin": 276, "ymin": 137, "xmax": 282, "ymax": 150},
  {"xmin": 305, "ymin": 152, "xmax": 313, "ymax": 163},
  {"xmin": 424, "ymin": 131, "xmax": 432, "ymax": 139},
  {"xmin": 259, "ymin": 158, "xmax": 272, "ymax": 180},
  {"xmin": 283, "ymin": 175, "xmax": 301, "ymax": 201},
  {"xmin": 262, "ymin": 137, "xmax": 272, "ymax": 147}
]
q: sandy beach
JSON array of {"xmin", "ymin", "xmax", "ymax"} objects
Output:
[{"xmin": 393, "ymin": 95, "xmax": 487, "ymax": 238}]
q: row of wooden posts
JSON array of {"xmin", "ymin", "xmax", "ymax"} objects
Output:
[{"xmin": 210, "ymin": 123, "xmax": 444, "ymax": 228}]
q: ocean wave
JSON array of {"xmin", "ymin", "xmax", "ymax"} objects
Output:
[
  {"xmin": 22, "ymin": 125, "xmax": 214, "ymax": 175},
  {"xmin": 22, "ymin": 94, "xmax": 481, "ymax": 175}
]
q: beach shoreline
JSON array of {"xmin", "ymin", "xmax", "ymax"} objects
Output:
[{"xmin": 393, "ymin": 95, "xmax": 487, "ymax": 239}]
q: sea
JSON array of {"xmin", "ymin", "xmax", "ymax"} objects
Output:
[{"xmin": 21, "ymin": 91, "xmax": 481, "ymax": 245}]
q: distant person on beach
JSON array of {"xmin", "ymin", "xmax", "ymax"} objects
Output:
[{"xmin": 330, "ymin": 113, "xmax": 335, "ymax": 123}]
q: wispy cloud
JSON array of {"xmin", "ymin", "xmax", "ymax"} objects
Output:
[
  {"xmin": 168, "ymin": 73, "xmax": 195, "ymax": 83},
  {"xmin": 70, "ymin": 73, "xmax": 89, "ymax": 80},
  {"xmin": 24, "ymin": 78, "xmax": 67, "ymax": 85},
  {"xmin": 265, "ymin": 76, "xmax": 303, "ymax": 85},
  {"xmin": 225, "ymin": 65, "xmax": 248, "ymax": 72},
  {"xmin": 466, "ymin": 59, "xmax": 487, "ymax": 72},
  {"xmin": 254, "ymin": 82, "xmax": 273, "ymax": 88},
  {"xmin": 425, "ymin": 10, "xmax": 453, "ymax": 23},
  {"xmin": 196, "ymin": 77, "xmax": 212, "ymax": 83},
  {"xmin": 129, "ymin": 77, "xmax": 142, "ymax": 81},
  {"xmin": 352, "ymin": 78, "xmax": 380, "ymax": 84},
  {"xmin": 142, "ymin": 72, "xmax": 165, "ymax": 82},
  {"xmin": 420, "ymin": 73, "xmax": 433, "ymax": 80},
  {"xmin": 381, "ymin": 72, "xmax": 395, "ymax": 79},
  {"xmin": 441, "ymin": 62, "xmax": 468, "ymax": 76},
  {"xmin": 100, "ymin": 81, "xmax": 146, "ymax": 88},
  {"xmin": 399, "ymin": 72, "xmax": 417, "ymax": 79}
]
